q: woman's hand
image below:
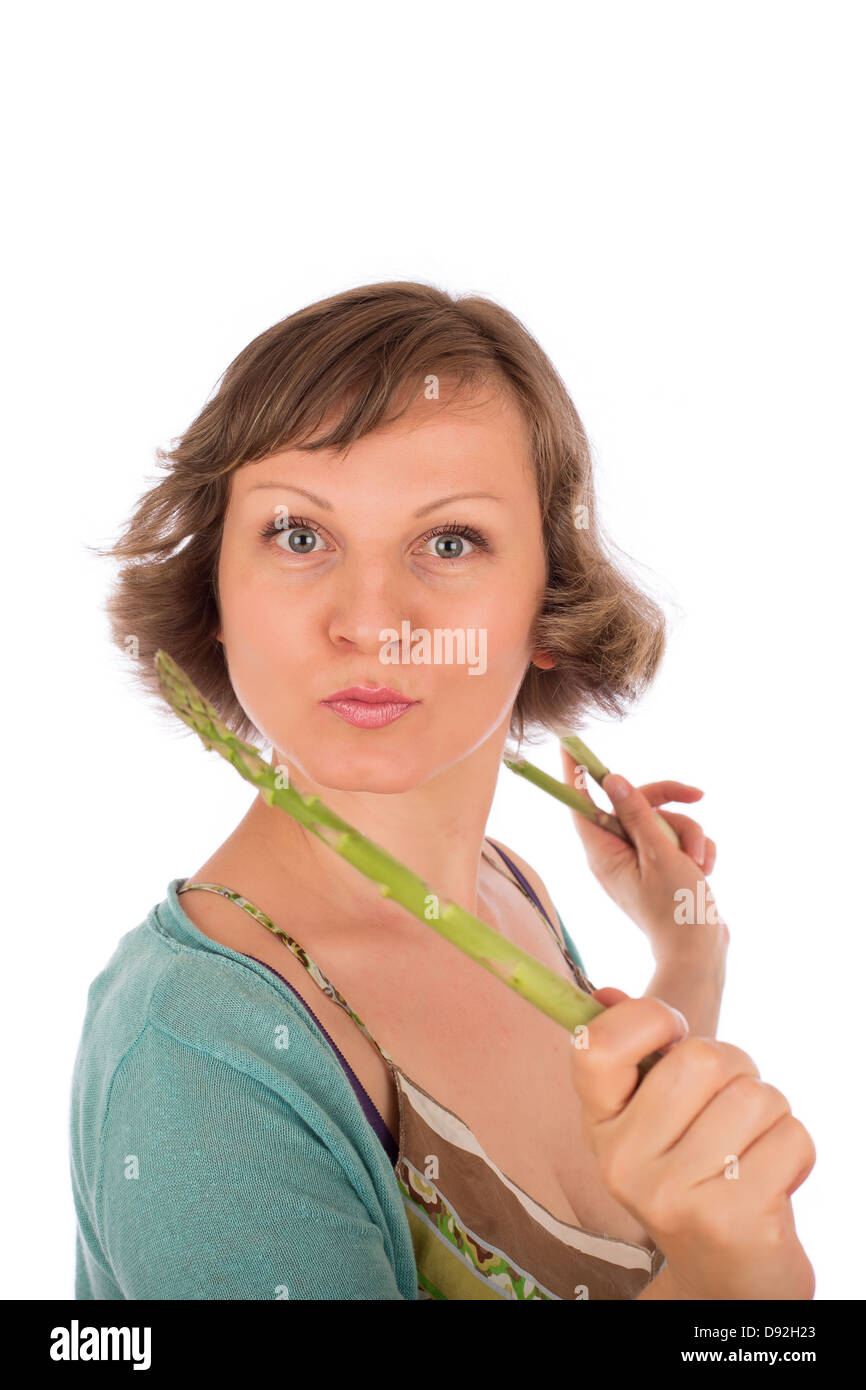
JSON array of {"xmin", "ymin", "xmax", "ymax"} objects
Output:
[
  {"xmin": 560, "ymin": 748, "xmax": 727, "ymax": 959},
  {"xmin": 572, "ymin": 989, "xmax": 817, "ymax": 1301}
]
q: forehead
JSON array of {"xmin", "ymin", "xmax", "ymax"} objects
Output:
[
  {"xmin": 234, "ymin": 375, "xmax": 535, "ymax": 490},
  {"xmin": 319, "ymin": 372, "xmax": 528, "ymax": 447}
]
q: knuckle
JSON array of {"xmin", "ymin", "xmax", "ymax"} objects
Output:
[
  {"xmin": 725, "ymin": 1074, "xmax": 788, "ymax": 1123},
  {"xmin": 759, "ymin": 1081, "xmax": 793, "ymax": 1121},
  {"xmin": 784, "ymin": 1115, "xmax": 818, "ymax": 1171},
  {"xmin": 675, "ymin": 1036, "xmax": 731, "ymax": 1080},
  {"xmin": 722, "ymin": 1071, "xmax": 763, "ymax": 1112},
  {"xmin": 649, "ymin": 996, "xmax": 684, "ymax": 1031}
]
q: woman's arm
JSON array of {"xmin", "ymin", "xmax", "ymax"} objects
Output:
[
  {"xmin": 644, "ymin": 939, "xmax": 727, "ymax": 1038},
  {"xmin": 91, "ymin": 1024, "xmax": 411, "ymax": 1300}
]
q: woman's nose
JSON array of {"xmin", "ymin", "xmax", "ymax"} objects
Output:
[{"xmin": 324, "ymin": 561, "xmax": 416, "ymax": 655}]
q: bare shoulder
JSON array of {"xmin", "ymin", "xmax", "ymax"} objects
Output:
[{"xmin": 484, "ymin": 836, "xmax": 565, "ymax": 944}]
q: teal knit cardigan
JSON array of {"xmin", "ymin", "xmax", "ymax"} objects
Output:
[{"xmin": 68, "ymin": 876, "xmax": 590, "ymax": 1299}]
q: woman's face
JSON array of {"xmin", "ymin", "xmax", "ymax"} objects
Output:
[{"xmin": 214, "ymin": 379, "xmax": 550, "ymax": 792}]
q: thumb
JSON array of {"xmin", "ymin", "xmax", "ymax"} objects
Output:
[
  {"xmin": 602, "ymin": 773, "xmax": 670, "ymax": 867},
  {"xmin": 591, "ymin": 986, "xmax": 631, "ymax": 1007}
]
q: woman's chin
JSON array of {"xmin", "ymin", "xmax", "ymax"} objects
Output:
[
  {"xmin": 310, "ymin": 759, "xmax": 429, "ymax": 794},
  {"xmin": 264, "ymin": 740, "xmax": 407, "ymax": 789}
]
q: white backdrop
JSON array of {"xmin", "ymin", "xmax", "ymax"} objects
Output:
[{"xmin": 3, "ymin": 0, "xmax": 863, "ymax": 1301}]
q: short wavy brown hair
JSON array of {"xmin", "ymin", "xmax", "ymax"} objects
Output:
[{"xmin": 92, "ymin": 280, "xmax": 667, "ymax": 752}]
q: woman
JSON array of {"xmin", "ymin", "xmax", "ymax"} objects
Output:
[{"xmin": 70, "ymin": 280, "xmax": 814, "ymax": 1300}]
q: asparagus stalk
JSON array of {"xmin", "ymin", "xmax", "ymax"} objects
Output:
[
  {"xmin": 502, "ymin": 756, "xmax": 631, "ymax": 843},
  {"xmin": 502, "ymin": 732, "xmax": 682, "ymax": 850},
  {"xmin": 561, "ymin": 732, "xmax": 682, "ymax": 848},
  {"xmin": 154, "ymin": 649, "xmax": 665, "ymax": 1081},
  {"xmin": 556, "ymin": 732, "xmax": 610, "ymax": 788}
]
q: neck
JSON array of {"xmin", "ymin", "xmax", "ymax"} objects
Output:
[{"xmin": 231, "ymin": 723, "xmax": 512, "ymax": 940}]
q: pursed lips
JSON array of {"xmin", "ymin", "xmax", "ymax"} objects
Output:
[{"xmin": 322, "ymin": 685, "xmax": 416, "ymax": 704}]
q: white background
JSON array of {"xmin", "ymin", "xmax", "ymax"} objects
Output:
[{"xmin": 2, "ymin": 1, "xmax": 863, "ymax": 1301}]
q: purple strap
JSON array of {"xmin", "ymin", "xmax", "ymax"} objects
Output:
[
  {"xmin": 242, "ymin": 954, "xmax": 398, "ymax": 1164},
  {"xmin": 485, "ymin": 840, "xmax": 557, "ymax": 933}
]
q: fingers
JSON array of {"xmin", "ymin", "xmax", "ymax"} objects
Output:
[
  {"xmin": 636, "ymin": 785, "xmax": 713, "ymax": 867},
  {"xmin": 725, "ymin": 1113, "xmax": 816, "ymax": 1208},
  {"xmin": 637, "ymin": 782, "xmax": 704, "ymax": 807},
  {"xmin": 570, "ymin": 994, "xmax": 690, "ymax": 1129},
  {"xmin": 654, "ymin": 810, "xmax": 704, "ymax": 866},
  {"xmin": 591, "ymin": 986, "xmax": 631, "ymax": 1007},
  {"xmin": 563, "ymin": 756, "xmax": 715, "ymax": 870},
  {"xmin": 561, "ymin": 751, "xmax": 636, "ymax": 867},
  {"xmin": 660, "ymin": 1076, "xmax": 791, "ymax": 1186},
  {"xmin": 565, "ymin": 765, "xmax": 705, "ymax": 811},
  {"xmin": 782, "ymin": 1124, "xmax": 818, "ymax": 1197},
  {"xmin": 654, "ymin": 811, "xmax": 716, "ymax": 871},
  {"xmin": 602, "ymin": 774, "xmax": 680, "ymax": 869},
  {"xmin": 613, "ymin": 1036, "xmax": 762, "ymax": 1163}
]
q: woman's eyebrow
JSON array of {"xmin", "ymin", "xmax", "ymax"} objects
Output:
[{"xmin": 246, "ymin": 482, "xmax": 503, "ymax": 517}]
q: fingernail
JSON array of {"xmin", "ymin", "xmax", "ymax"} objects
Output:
[
  {"xmin": 672, "ymin": 1008, "xmax": 689, "ymax": 1036},
  {"xmin": 605, "ymin": 774, "xmax": 630, "ymax": 802}
]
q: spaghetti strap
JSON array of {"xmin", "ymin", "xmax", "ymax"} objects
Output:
[
  {"xmin": 482, "ymin": 840, "xmax": 559, "ymax": 932},
  {"xmin": 177, "ymin": 881, "xmax": 398, "ymax": 1069},
  {"xmin": 481, "ymin": 840, "xmax": 592, "ymax": 990},
  {"xmin": 178, "ymin": 835, "xmax": 590, "ymax": 1068}
]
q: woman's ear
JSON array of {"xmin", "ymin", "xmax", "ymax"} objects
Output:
[{"xmin": 531, "ymin": 650, "xmax": 556, "ymax": 669}]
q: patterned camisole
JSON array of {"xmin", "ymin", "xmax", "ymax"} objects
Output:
[{"xmin": 178, "ymin": 839, "xmax": 666, "ymax": 1300}]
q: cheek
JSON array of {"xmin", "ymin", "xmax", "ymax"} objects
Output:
[
  {"xmin": 217, "ymin": 574, "xmax": 319, "ymax": 726},
  {"xmin": 219, "ymin": 561, "xmax": 309, "ymax": 646},
  {"xmin": 459, "ymin": 591, "xmax": 537, "ymax": 669},
  {"xmin": 421, "ymin": 607, "xmax": 532, "ymax": 727}
]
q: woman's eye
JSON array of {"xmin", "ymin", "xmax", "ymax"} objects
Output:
[
  {"xmin": 418, "ymin": 527, "xmax": 483, "ymax": 561},
  {"xmin": 258, "ymin": 516, "xmax": 490, "ymax": 562},
  {"xmin": 276, "ymin": 524, "xmax": 326, "ymax": 555},
  {"xmin": 258, "ymin": 516, "xmax": 328, "ymax": 554}
]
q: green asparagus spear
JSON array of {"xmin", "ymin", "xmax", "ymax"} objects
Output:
[
  {"xmin": 154, "ymin": 649, "xmax": 666, "ymax": 1081},
  {"xmin": 502, "ymin": 756, "xmax": 631, "ymax": 842},
  {"xmin": 502, "ymin": 732, "xmax": 683, "ymax": 849}
]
